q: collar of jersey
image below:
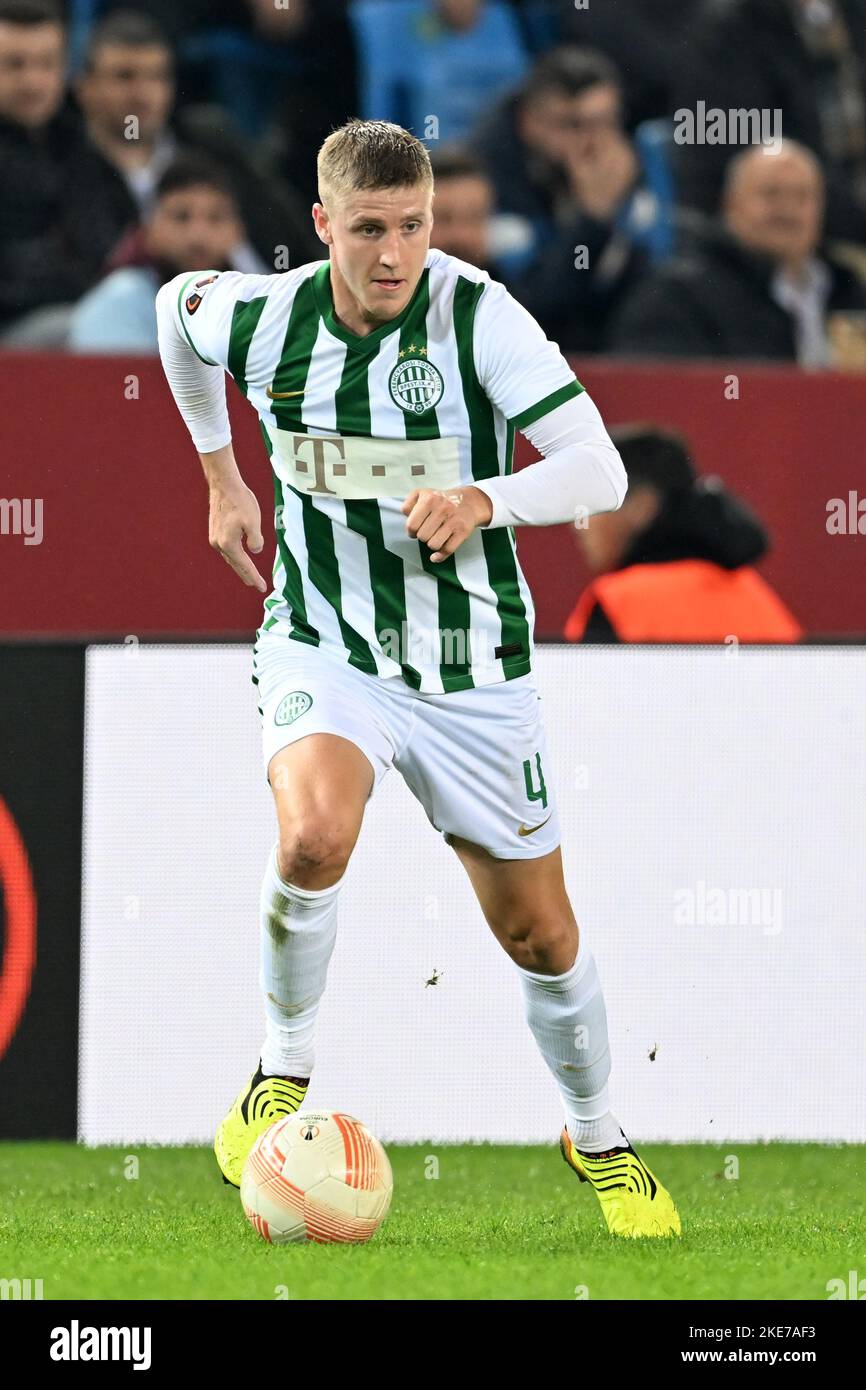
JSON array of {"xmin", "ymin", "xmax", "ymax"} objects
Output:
[{"xmin": 311, "ymin": 262, "xmax": 429, "ymax": 353}]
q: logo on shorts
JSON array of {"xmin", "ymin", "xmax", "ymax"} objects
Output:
[
  {"xmin": 389, "ymin": 354, "xmax": 444, "ymax": 415},
  {"xmin": 275, "ymin": 690, "xmax": 312, "ymax": 725},
  {"xmin": 518, "ymin": 814, "xmax": 552, "ymax": 837}
]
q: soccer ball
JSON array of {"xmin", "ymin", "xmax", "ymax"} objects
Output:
[{"xmin": 240, "ymin": 1111, "xmax": 393, "ymax": 1244}]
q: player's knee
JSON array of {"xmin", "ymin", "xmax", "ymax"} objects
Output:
[
  {"xmin": 501, "ymin": 917, "xmax": 575, "ymax": 973},
  {"xmin": 277, "ymin": 817, "xmax": 355, "ymax": 888}
]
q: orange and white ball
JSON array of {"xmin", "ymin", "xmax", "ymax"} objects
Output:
[{"xmin": 240, "ymin": 1111, "xmax": 393, "ymax": 1245}]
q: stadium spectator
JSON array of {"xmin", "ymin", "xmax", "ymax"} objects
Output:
[
  {"xmin": 429, "ymin": 146, "xmax": 497, "ymax": 267},
  {"xmin": 470, "ymin": 47, "xmax": 666, "ymax": 351},
  {"xmin": 73, "ymin": 10, "xmax": 174, "ymax": 233},
  {"xmin": 469, "ymin": 47, "xmax": 667, "ymax": 353},
  {"xmin": 565, "ymin": 426, "xmax": 803, "ymax": 643},
  {"xmin": 608, "ymin": 142, "xmax": 866, "ymax": 363},
  {"xmin": 0, "ymin": 0, "xmax": 98, "ymax": 337},
  {"xmin": 672, "ymin": 0, "xmax": 866, "ymax": 246},
  {"xmin": 69, "ymin": 0, "xmax": 212, "ymax": 57},
  {"xmin": 428, "ymin": 143, "xmax": 638, "ymax": 329},
  {"xmin": 89, "ymin": 3, "xmax": 359, "ymax": 200},
  {"xmin": 427, "ymin": 145, "xmax": 538, "ymax": 276},
  {"xmin": 560, "ymin": 0, "xmax": 700, "ymax": 127},
  {"xmin": 67, "ymin": 157, "xmax": 244, "ymax": 353},
  {"xmin": 351, "ymin": 0, "xmax": 528, "ymax": 144},
  {"xmin": 70, "ymin": 10, "xmax": 318, "ymax": 279}
]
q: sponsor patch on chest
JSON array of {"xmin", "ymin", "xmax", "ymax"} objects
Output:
[{"xmin": 264, "ymin": 425, "xmax": 462, "ymax": 500}]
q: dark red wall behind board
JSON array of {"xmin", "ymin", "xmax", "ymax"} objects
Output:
[
  {"xmin": 1, "ymin": 352, "xmax": 864, "ymax": 638},
  {"xmin": 1, "ymin": 353, "xmax": 269, "ymax": 637},
  {"xmin": 520, "ymin": 357, "xmax": 866, "ymax": 638}
]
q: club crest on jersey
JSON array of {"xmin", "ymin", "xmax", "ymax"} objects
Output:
[
  {"xmin": 274, "ymin": 690, "xmax": 312, "ymax": 725},
  {"xmin": 185, "ymin": 274, "xmax": 219, "ymax": 315},
  {"xmin": 389, "ymin": 356, "xmax": 444, "ymax": 415}
]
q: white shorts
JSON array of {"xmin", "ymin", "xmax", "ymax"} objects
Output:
[{"xmin": 252, "ymin": 631, "xmax": 561, "ymax": 860}]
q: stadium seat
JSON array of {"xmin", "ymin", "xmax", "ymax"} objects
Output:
[{"xmin": 632, "ymin": 118, "xmax": 677, "ymax": 262}]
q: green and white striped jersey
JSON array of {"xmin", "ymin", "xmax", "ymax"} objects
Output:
[{"xmin": 172, "ymin": 250, "xmax": 584, "ymax": 693}]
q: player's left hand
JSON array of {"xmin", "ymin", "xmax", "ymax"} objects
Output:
[{"xmin": 401, "ymin": 486, "xmax": 493, "ymax": 562}]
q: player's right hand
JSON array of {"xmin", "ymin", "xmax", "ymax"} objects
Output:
[{"xmin": 208, "ymin": 483, "xmax": 267, "ymax": 593}]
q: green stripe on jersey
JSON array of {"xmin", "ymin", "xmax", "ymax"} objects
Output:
[
  {"xmin": 265, "ymin": 276, "xmax": 379, "ymax": 674},
  {"xmin": 267, "ymin": 274, "xmax": 319, "ymax": 427},
  {"xmin": 260, "ymin": 422, "xmax": 319, "ymax": 648},
  {"xmin": 453, "ymin": 276, "xmax": 531, "ymax": 679},
  {"xmin": 332, "ymin": 336, "xmax": 383, "ymax": 436},
  {"xmin": 401, "ymin": 272, "xmax": 473, "ymax": 691},
  {"xmin": 300, "ymin": 491, "xmax": 379, "ymax": 674},
  {"xmin": 509, "ymin": 378, "xmax": 584, "ymax": 430},
  {"xmin": 257, "ymin": 278, "xmax": 375, "ymax": 672},
  {"xmin": 227, "ymin": 297, "xmax": 268, "ymax": 396},
  {"xmin": 335, "ymin": 332, "xmax": 424, "ymax": 689}
]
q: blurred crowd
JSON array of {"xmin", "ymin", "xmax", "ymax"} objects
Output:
[{"xmin": 3, "ymin": 0, "xmax": 866, "ymax": 368}]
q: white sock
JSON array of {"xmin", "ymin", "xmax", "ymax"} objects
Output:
[
  {"xmin": 258, "ymin": 842, "xmax": 342, "ymax": 1079},
  {"xmin": 516, "ymin": 936, "xmax": 628, "ymax": 1153}
]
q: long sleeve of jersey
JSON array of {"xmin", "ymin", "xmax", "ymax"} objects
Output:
[
  {"xmin": 468, "ymin": 275, "xmax": 627, "ymax": 527},
  {"xmin": 472, "ymin": 390, "xmax": 628, "ymax": 528},
  {"xmin": 155, "ymin": 270, "xmax": 240, "ymax": 453}
]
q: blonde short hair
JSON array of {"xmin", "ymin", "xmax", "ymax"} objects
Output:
[{"xmin": 317, "ymin": 118, "xmax": 434, "ymax": 209}]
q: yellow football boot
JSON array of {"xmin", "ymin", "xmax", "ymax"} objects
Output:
[
  {"xmin": 214, "ymin": 1061, "xmax": 309, "ymax": 1187},
  {"xmin": 560, "ymin": 1126, "xmax": 682, "ymax": 1238}
]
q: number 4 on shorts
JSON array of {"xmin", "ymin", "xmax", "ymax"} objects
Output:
[{"xmin": 522, "ymin": 751, "xmax": 548, "ymax": 810}]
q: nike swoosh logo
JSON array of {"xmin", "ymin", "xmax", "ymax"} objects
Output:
[
  {"xmin": 266, "ymin": 387, "xmax": 305, "ymax": 398},
  {"xmin": 518, "ymin": 814, "xmax": 552, "ymax": 837}
]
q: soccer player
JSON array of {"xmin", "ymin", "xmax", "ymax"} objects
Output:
[{"xmin": 156, "ymin": 119, "xmax": 680, "ymax": 1238}]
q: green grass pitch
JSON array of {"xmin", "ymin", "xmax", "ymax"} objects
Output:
[{"xmin": 1, "ymin": 1142, "xmax": 862, "ymax": 1300}]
